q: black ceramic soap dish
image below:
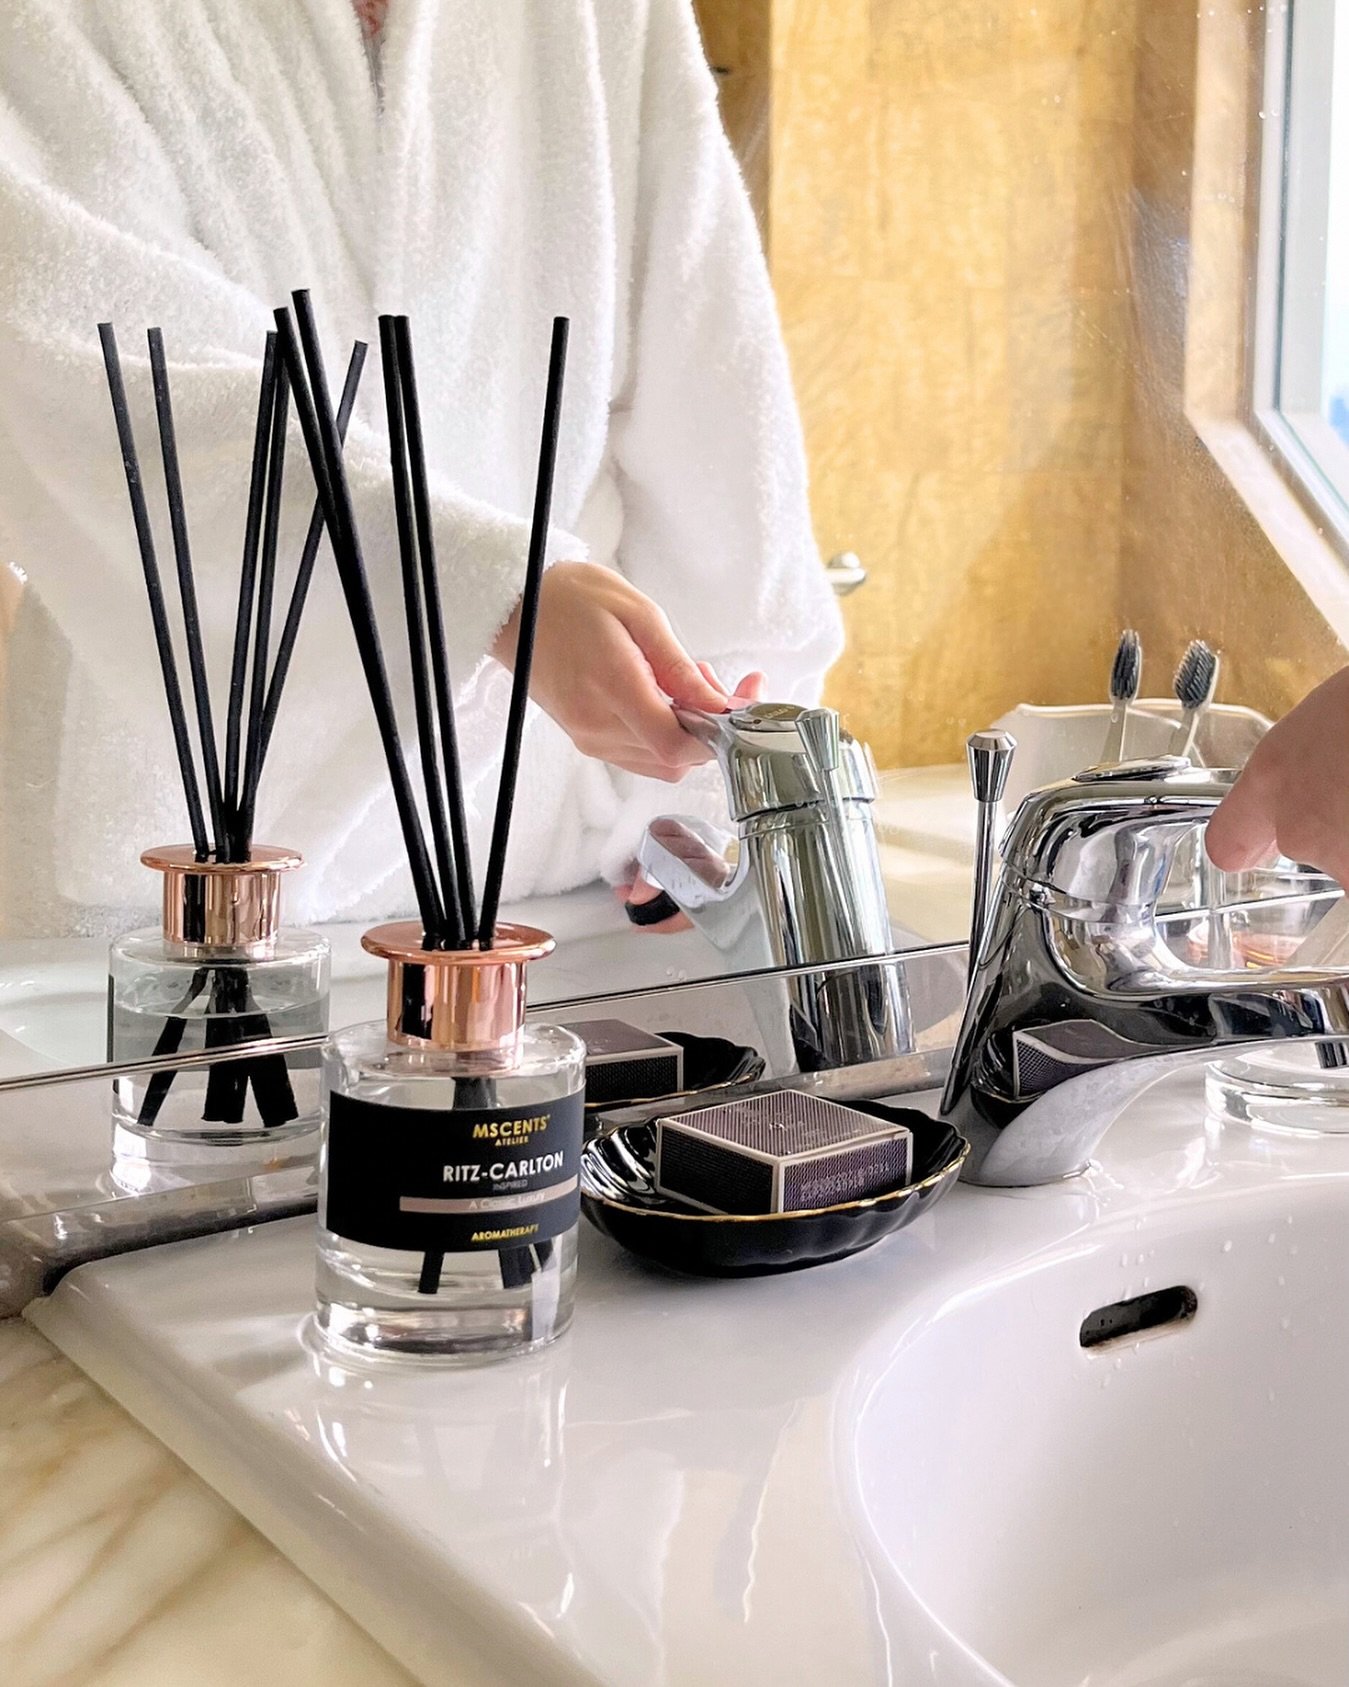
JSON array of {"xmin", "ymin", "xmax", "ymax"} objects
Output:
[{"xmin": 580, "ymin": 1097, "xmax": 967, "ymax": 1278}]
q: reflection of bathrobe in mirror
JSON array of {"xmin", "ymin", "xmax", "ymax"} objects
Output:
[{"xmin": 0, "ymin": 0, "xmax": 842, "ymax": 935}]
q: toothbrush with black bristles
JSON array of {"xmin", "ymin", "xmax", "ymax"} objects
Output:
[
  {"xmin": 1170, "ymin": 640, "xmax": 1220, "ymax": 762},
  {"xmin": 1101, "ymin": 629, "xmax": 1142, "ymax": 765}
]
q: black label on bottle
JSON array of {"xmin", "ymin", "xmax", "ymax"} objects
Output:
[{"xmin": 323, "ymin": 1089, "xmax": 584, "ymax": 1253}]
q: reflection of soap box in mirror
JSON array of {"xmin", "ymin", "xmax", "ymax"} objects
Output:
[
  {"xmin": 564, "ymin": 1018, "xmax": 685, "ymax": 1106},
  {"xmin": 654, "ymin": 1091, "xmax": 911, "ymax": 1216}
]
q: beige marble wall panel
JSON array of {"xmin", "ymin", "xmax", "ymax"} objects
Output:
[
  {"xmin": 697, "ymin": 0, "xmax": 1338, "ymax": 762},
  {"xmin": 770, "ymin": 0, "xmax": 1140, "ymax": 764}
]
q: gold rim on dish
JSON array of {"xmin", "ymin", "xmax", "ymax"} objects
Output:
[{"xmin": 581, "ymin": 1128, "xmax": 970, "ymax": 1224}]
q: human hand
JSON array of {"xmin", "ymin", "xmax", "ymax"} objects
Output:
[
  {"xmin": 1206, "ymin": 667, "xmax": 1349, "ymax": 887},
  {"xmin": 613, "ymin": 868, "xmax": 692, "ymax": 933},
  {"xmin": 493, "ymin": 560, "xmax": 763, "ymax": 781}
]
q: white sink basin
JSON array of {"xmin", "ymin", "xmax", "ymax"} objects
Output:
[
  {"xmin": 28, "ymin": 1072, "xmax": 1349, "ymax": 1685},
  {"xmin": 854, "ymin": 1173, "xmax": 1349, "ymax": 1686}
]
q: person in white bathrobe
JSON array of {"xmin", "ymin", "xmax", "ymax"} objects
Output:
[{"xmin": 0, "ymin": 0, "xmax": 843, "ymax": 937}]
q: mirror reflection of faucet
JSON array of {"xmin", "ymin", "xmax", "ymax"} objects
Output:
[{"xmin": 637, "ymin": 700, "xmax": 910, "ymax": 1073}]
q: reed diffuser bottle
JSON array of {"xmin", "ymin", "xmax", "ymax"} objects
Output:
[
  {"xmin": 278, "ymin": 290, "xmax": 579, "ymax": 1359},
  {"xmin": 109, "ymin": 846, "xmax": 328, "ymax": 1155},
  {"xmin": 98, "ymin": 322, "xmax": 364, "ymax": 1162},
  {"xmin": 317, "ymin": 924, "xmax": 584, "ymax": 1358}
]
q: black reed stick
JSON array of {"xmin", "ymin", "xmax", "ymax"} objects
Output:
[
  {"xmin": 147, "ymin": 327, "xmax": 228, "ymax": 857},
  {"xmin": 379, "ymin": 315, "xmax": 454, "ymax": 946},
  {"xmin": 467, "ymin": 319, "xmax": 569, "ymax": 1300},
  {"xmin": 98, "ymin": 324, "xmax": 210, "ymax": 859},
  {"xmin": 419, "ymin": 1067, "xmax": 548, "ymax": 1300},
  {"xmin": 395, "ymin": 315, "xmax": 477, "ymax": 941},
  {"xmin": 133, "ymin": 968, "xmax": 209, "ymax": 1128},
  {"xmin": 477, "ymin": 316, "xmax": 570, "ymax": 948},
  {"xmin": 202, "ymin": 968, "xmax": 250, "ymax": 1122},
  {"xmin": 239, "ymin": 359, "xmax": 290, "ymax": 851},
  {"xmin": 254, "ymin": 341, "xmax": 366, "ymax": 774},
  {"xmin": 274, "ymin": 297, "xmax": 444, "ymax": 939},
  {"xmin": 224, "ymin": 332, "xmax": 278, "ymax": 851}
]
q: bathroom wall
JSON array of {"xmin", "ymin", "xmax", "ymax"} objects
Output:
[
  {"xmin": 699, "ymin": 0, "xmax": 1141, "ymax": 768},
  {"xmin": 695, "ymin": 0, "xmax": 1345, "ymax": 767}
]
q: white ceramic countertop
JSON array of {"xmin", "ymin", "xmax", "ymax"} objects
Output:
[{"xmin": 25, "ymin": 1069, "xmax": 1320, "ymax": 1687}]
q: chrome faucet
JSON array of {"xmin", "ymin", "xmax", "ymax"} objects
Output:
[
  {"xmin": 942, "ymin": 757, "xmax": 1349, "ymax": 1186},
  {"xmin": 638, "ymin": 702, "xmax": 909, "ymax": 1069}
]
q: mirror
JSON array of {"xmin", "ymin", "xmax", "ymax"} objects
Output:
[{"xmin": 0, "ymin": 0, "xmax": 1343, "ymax": 1083}]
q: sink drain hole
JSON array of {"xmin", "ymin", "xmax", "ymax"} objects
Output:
[{"xmin": 1079, "ymin": 1285, "xmax": 1197, "ymax": 1349}]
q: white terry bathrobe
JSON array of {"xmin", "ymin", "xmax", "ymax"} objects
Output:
[{"xmin": 0, "ymin": 0, "xmax": 843, "ymax": 934}]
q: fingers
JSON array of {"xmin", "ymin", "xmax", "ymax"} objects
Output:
[
  {"xmin": 621, "ymin": 600, "xmax": 728, "ymax": 713},
  {"xmin": 1204, "ymin": 668, "xmax": 1349, "ymax": 887},
  {"xmin": 625, "ymin": 870, "xmax": 667, "ymax": 905},
  {"xmin": 622, "ymin": 705, "xmax": 712, "ymax": 774},
  {"xmin": 610, "ymin": 648, "xmax": 715, "ymax": 772},
  {"xmin": 1205, "ymin": 775, "xmax": 1277, "ymax": 873},
  {"xmin": 728, "ymin": 670, "xmax": 766, "ymax": 706},
  {"xmin": 620, "ymin": 757, "xmax": 697, "ymax": 782},
  {"xmin": 696, "ymin": 661, "xmax": 730, "ymax": 697},
  {"xmin": 623, "ymin": 869, "xmax": 694, "ymax": 933}
]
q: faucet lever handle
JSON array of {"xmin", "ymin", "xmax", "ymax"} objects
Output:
[
  {"xmin": 671, "ymin": 705, "xmax": 733, "ymax": 752},
  {"xmin": 797, "ymin": 707, "xmax": 841, "ymax": 778},
  {"xmin": 966, "ymin": 730, "xmax": 1016, "ymax": 805}
]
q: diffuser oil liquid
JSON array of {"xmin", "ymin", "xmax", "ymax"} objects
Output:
[
  {"xmin": 316, "ymin": 1020, "xmax": 586, "ymax": 1363},
  {"xmin": 108, "ymin": 928, "xmax": 329, "ymax": 1157}
]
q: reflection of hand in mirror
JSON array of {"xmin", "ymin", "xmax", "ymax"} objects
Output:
[
  {"xmin": 618, "ymin": 810, "xmax": 746, "ymax": 935},
  {"xmin": 1207, "ymin": 667, "xmax": 1349, "ymax": 888},
  {"xmin": 492, "ymin": 561, "xmax": 763, "ymax": 782},
  {"xmin": 615, "ymin": 869, "xmax": 692, "ymax": 933}
]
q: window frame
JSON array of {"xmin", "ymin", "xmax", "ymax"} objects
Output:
[{"xmin": 1250, "ymin": 0, "xmax": 1349, "ymax": 555}]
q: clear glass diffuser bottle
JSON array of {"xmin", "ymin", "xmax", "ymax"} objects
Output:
[
  {"xmin": 108, "ymin": 845, "xmax": 329, "ymax": 1171},
  {"xmin": 316, "ymin": 922, "xmax": 586, "ymax": 1364}
]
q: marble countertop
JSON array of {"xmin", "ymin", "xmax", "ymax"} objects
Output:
[{"xmin": 0, "ymin": 1319, "xmax": 415, "ymax": 1686}]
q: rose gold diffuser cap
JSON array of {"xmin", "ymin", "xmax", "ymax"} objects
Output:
[
  {"xmin": 142, "ymin": 845, "xmax": 302, "ymax": 952},
  {"xmin": 362, "ymin": 921, "xmax": 555, "ymax": 1054}
]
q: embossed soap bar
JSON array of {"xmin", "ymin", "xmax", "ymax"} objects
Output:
[{"xmin": 654, "ymin": 1090, "xmax": 911, "ymax": 1216}]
